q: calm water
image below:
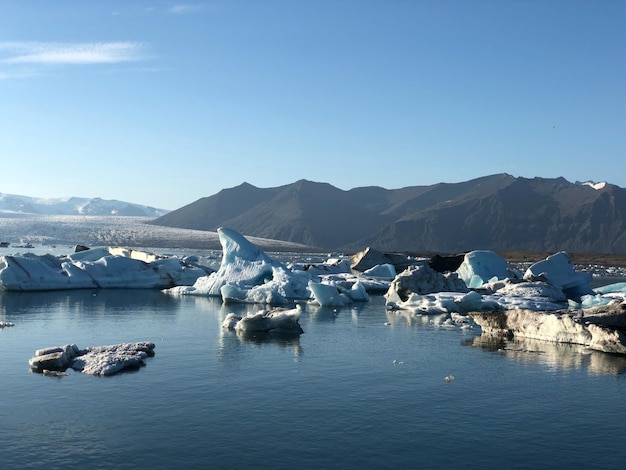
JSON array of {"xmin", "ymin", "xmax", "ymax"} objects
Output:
[{"xmin": 2, "ymin": 289, "xmax": 626, "ymax": 469}]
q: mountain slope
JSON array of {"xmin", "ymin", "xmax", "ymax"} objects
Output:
[
  {"xmin": 153, "ymin": 180, "xmax": 394, "ymax": 248},
  {"xmin": 352, "ymin": 177, "xmax": 626, "ymax": 253},
  {"xmin": 150, "ymin": 174, "xmax": 626, "ymax": 254}
]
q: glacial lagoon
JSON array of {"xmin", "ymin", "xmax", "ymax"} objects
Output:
[{"xmin": 2, "ymin": 279, "xmax": 626, "ymax": 469}]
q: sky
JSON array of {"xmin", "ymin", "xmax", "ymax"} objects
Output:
[{"xmin": 0, "ymin": 1, "xmax": 624, "ymax": 210}]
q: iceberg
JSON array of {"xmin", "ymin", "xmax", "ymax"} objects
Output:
[
  {"xmin": 0, "ymin": 247, "xmax": 209, "ymax": 291},
  {"xmin": 165, "ymin": 228, "xmax": 311, "ymax": 305},
  {"xmin": 524, "ymin": 251, "xmax": 593, "ymax": 299},
  {"xmin": 304, "ymin": 258, "xmax": 391, "ymax": 294},
  {"xmin": 362, "ymin": 263, "xmax": 396, "ymax": 280},
  {"xmin": 595, "ymin": 282, "xmax": 626, "ymax": 295},
  {"xmin": 28, "ymin": 342, "xmax": 156, "ymax": 376},
  {"xmin": 221, "ymin": 305, "xmax": 304, "ymax": 335},
  {"xmin": 479, "ymin": 278, "xmax": 569, "ymax": 311},
  {"xmin": 382, "ymin": 251, "xmax": 601, "ymax": 330},
  {"xmin": 308, "ymin": 280, "xmax": 369, "ymax": 307},
  {"xmin": 470, "ymin": 301, "xmax": 626, "ymax": 354},
  {"xmin": 455, "ymin": 250, "xmax": 520, "ymax": 288},
  {"xmin": 384, "ymin": 263, "xmax": 469, "ymax": 310}
]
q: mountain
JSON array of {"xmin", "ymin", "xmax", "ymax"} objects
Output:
[
  {"xmin": 0, "ymin": 193, "xmax": 169, "ymax": 217},
  {"xmin": 150, "ymin": 174, "xmax": 626, "ymax": 254}
]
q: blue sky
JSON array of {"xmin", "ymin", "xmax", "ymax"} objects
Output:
[{"xmin": 1, "ymin": 1, "xmax": 624, "ymax": 210}]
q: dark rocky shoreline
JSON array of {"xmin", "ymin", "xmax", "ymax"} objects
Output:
[{"xmin": 405, "ymin": 250, "xmax": 626, "ymax": 268}]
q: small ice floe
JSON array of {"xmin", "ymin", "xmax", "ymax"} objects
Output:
[
  {"xmin": 308, "ymin": 280, "xmax": 369, "ymax": 307},
  {"xmin": 0, "ymin": 321, "xmax": 15, "ymax": 328},
  {"xmin": 444, "ymin": 375, "xmax": 455, "ymax": 382},
  {"xmin": 222, "ymin": 305, "xmax": 304, "ymax": 335},
  {"xmin": 29, "ymin": 341, "xmax": 155, "ymax": 376}
]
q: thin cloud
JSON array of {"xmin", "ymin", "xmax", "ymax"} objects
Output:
[
  {"xmin": 0, "ymin": 69, "xmax": 43, "ymax": 80},
  {"xmin": 0, "ymin": 41, "xmax": 146, "ymax": 65},
  {"xmin": 168, "ymin": 4, "xmax": 202, "ymax": 14}
]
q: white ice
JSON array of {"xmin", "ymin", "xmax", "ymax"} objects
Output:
[
  {"xmin": 308, "ymin": 280, "xmax": 369, "ymax": 307},
  {"xmin": 0, "ymin": 247, "xmax": 208, "ymax": 291},
  {"xmin": 166, "ymin": 227, "xmax": 312, "ymax": 304},
  {"xmin": 221, "ymin": 305, "xmax": 304, "ymax": 335},
  {"xmin": 578, "ymin": 282, "xmax": 626, "ymax": 308},
  {"xmin": 384, "ymin": 262, "xmax": 469, "ymax": 311},
  {"xmin": 28, "ymin": 342, "xmax": 156, "ymax": 376},
  {"xmin": 455, "ymin": 250, "xmax": 521, "ymax": 288},
  {"xmin": 524, "ymin": 251, "xmax": 593, "ymax": 298},
  {"xmin": 165, "ymin": 227, "xmax": 387, "ymax": 305},
  {"xmin": 471, "ymin": 302, "xmax": 626, "ymax": 354},
  {"xmin": 362, "ymin": 263, "xmax": 396, "ymax": 280},
  {"xmin": 384, "ymin": 249, "xmax": 626, "ymax": 350}
]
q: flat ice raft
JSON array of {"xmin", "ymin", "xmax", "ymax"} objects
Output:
[
  {"xmin": 470, "ymin": 301, "xmax": 626, "ymax": 354},
  {"xmin": 29, "ymin": 341, "xmax": 156, "ymax": 376}
]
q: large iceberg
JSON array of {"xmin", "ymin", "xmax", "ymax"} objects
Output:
[
  {"xmin": 0, "ymin": 247, "xmax": 209, "ymax": 291},
  {"xmin": 165, "ymin": 228, "xmax": 312, "ymax": 305}
]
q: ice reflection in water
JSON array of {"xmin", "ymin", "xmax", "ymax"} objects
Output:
[{"xmin": 467, "ymin": 334, "xmax": 626, "ymax": 376}]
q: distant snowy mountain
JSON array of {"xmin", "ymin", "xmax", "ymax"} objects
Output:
[{"xmin": 0, "ymin": 193, "xmax": 169, "ymax": 217}]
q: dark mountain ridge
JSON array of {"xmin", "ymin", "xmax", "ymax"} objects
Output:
[{"xmin": 151, "ymin": 174, "xmax": 626, "ymax": 254}]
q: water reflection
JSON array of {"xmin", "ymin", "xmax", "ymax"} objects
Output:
[
  {"xmin": 217, "ymin": 329, "xmax": 303, "ymax": 360},
  {"xmin": 0, "ymin": 289, "xmax": 179, "ymax": 318},
  {"xmin": 215, "ymin": 302, "xmax": 304, "ymax": 359},
  {"xmin": 467, "ymin": 334, "xmax": 626, "ymax": 376},
  {"xmin": 386, "ymin": 309, "xmax": 451, "ymax": 327},
  {"xmin": 307, "ymin": 305, "xmax": 340, "ymax": 323}
]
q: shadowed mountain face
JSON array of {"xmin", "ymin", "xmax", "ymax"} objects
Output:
[{"xmin": 150, "ymin": 174, "xmax": 626, "ymax": 254}]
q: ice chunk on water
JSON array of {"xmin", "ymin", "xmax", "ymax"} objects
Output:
[
  {"xmin": 29, "ymin": 342, "xmax": 155, "ymax": 376},
  {"xmin": 524, "ymin": 252, "xmax": 593, "ymax": 299},
  {"xmin": 0, "ymin": 248, "xmax": 207, "ymax": 291},
  {"xmin": 222, "ymin": 305, "xmax": 304, "ymax": 335},
  {"xmin": 363, "ymin": 263, "xmax": 396, "ymax": 280},
  {"xmin": 456, "ymin": 250, "xmax": 519, "ymax": 288}
]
